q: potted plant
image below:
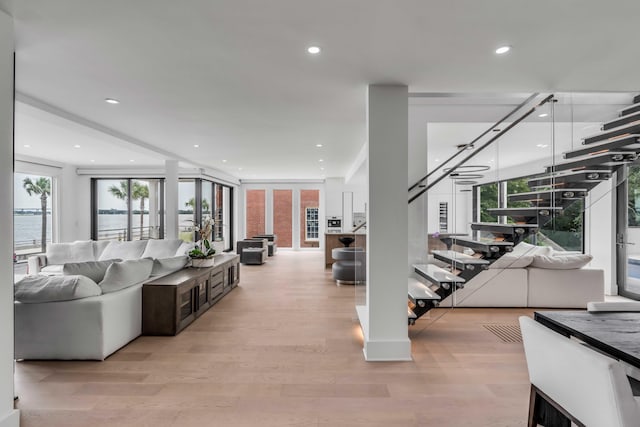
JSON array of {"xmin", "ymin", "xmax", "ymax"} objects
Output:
[{"xmin": 189, "ymin": 217, "xmax": 216, "ymax": 267}]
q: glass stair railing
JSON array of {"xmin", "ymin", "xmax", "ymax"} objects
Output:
[{"xmin": 407, "ymin": 92, "xmax": 640, "ymax": 326}]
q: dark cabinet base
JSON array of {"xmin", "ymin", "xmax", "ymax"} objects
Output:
[{"xmin": 142, "ymin": 254, "xmax": 240, "ymax": 336}]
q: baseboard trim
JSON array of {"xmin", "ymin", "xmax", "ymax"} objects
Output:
[
  {"xmin": 363, "ymin": 337, "xmax": 412, "ymax": 361},
  {"xmin": 0, "ymin": 409, "xmax": 19, "ymax": 427}
]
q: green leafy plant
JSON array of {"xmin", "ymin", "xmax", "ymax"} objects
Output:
[{"xmin": 189, "ymin": 216, "xmax": 216, "ymax": 259}]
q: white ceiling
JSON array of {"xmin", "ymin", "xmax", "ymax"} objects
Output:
[{"xmin": 3, "ymin": 1, "xmax": 640, "ymax": 180}]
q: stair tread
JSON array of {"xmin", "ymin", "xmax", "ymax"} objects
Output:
[
  {"xmin": 507, "ymin": 189, "xmax": 588, "ymax": 199},
  {"xmin": 546, "ymin": 151, "xmax": 637, "ymax": 173},
  {"xmin": 487, "ymin": 207, "xmax": 563, "ymax": 215},
  {"xmin": 471, "ymin": 222, "xmax": 539, "ymax": 228},
  {"xmin": 431, "ymin": 250, "xmax": 490, "ymax": 264},
  {"xmin": 528, "ymin": 170, "xmax": 612, "ymax": 188},
  {"xmin": 408, "ymin": 278, "xmax": 441, "ymax": 301},
  {"xmin": 583, "ymin": 121, "xmax": 640, "ymax": 145},
  {"xmin": 444, "ymin": 236, "xmax": 514, "ymax": 247},
  {"xmin": 413, "ymin": 263, "xmax": 466, "ymax": 284},
  {"xmin": 620, "ymin": 102, "xmax": 640, "ymax": 114},
  {"xmin": 564, "ymin": 134, "xmax": 640, "ymax": 159},
  {"xmin": 603, "ymin": 111, "xmax": 640, "ymax": 130}
]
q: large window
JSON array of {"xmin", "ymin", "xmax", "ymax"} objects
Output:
[
  {"xmin": 180, "ymin": 179, "xmax": 234, "ymax": 250},
  {"xmin": 305, "ymin": 207, "xmax": 319, "ymax": 241},
  {"xmin": 300, "ymin": 189, "xmax": 319, "ymax": 248},
  {"xmin": 474, "ymin": 176, "xmax": 584, "ymax": 252},
  {"xmin": 92, "ymin": 178, "xmax": 164, "ymax": 241},
  {"xmin": 14, "ymin": 173, "xmax": 54, "ymax": 257}
]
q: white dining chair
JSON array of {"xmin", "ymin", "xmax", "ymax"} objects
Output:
[
  {"xmin": 587, "ymin": 301, "xmax": 640, "ymax": 312},
  {"xmin": 519, "ymin": 316, "xmax": 640, "ymax": 427}
]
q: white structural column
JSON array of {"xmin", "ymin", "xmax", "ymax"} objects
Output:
[
  {"xmin": 360, "ymin": 84, "xmax": 411, "ymax": 361},
  {"xmin": 165, "ymin": 160, "xmax": 179, "ymax": 240},
  {"xmin": 0, "ymin": 10, "xmax": 19, "ymax": 427}
]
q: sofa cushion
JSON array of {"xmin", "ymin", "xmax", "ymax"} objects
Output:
[
  {"xmin": 141, "ymin": 239, "xmax": 183, "ymax": 259},
  {"xmin": 62, "ymin": 259, "xmax": 121, "ymax": 283},
  {"xmin": 99, "ymin": 258, "xmax": 153, "ymax": 294},
  {"xmin": 40, "ymin": 265, "xmax": 64, "ymax": 275},
  {"xmin": 98, "ymin": 240, "xmax": 148, "ymax": 261},
  {"xmin": 47, "ymin": 241, "xmax": 96, "ymax": 265},
  {"xmin": 151, "ymin": 255, "xmax": 189, "ymax": 277},
  {"xmin": 15, "ymin": 274, "xmax": 102, "ymax": 303},
  {"xmin": 531, "ymin": 253, "xmax": 593, "ymax": 270}
]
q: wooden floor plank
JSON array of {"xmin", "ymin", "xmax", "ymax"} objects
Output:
[{"xmin": 15, "ymin": 251, "xmax": 533, "ymax": 426}]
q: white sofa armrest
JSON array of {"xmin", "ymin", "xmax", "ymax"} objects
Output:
[{"xmin": 27, "ymin": 254, "xmax": 46, "ymax": 274}]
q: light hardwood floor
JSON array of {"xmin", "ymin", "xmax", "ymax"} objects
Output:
[{"xmin": 15, "ymin": 251, "xmax": 534, "ymax": 427}]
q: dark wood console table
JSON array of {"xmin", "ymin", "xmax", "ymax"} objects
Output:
[{"xmin": 142, "ymin": 254, "xmax": 240, "ymax": 335}]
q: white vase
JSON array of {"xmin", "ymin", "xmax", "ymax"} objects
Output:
[{"xmin": 191, "ymin": 257, "xmax": 215, "ymax": 268}]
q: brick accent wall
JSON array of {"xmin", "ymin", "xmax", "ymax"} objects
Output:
[
  {"xmin": 299, "ymin": 189, "xmax": 320, "ymax": 248},
  {"xmin": 246, "ymin": 189, "xmax": 265, "ymax": 238},
  {"xmin": 273, "ymin": 189, "xmax": 292, "ymax": 247}
]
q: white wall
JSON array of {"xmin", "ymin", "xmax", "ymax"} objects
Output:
[{"xmin": 0, "ymin": 8, "xmax": 19, "ymax": 427}]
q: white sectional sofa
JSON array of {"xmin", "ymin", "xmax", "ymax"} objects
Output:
[
  {"xmin": 15, "ymin": 239, "xmax": 193, "ymax": 360},
  {"xmin": 440, "ymin": 242, "xmax": 605, "ymax": 308}
]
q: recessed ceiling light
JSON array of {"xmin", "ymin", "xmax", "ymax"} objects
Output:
[
  {"xmin": 316, "ymin": 144, "xmax": 323, "ymax": 148},
  {"xmin": 129, "ymin": 159, "xmax": 135, "ymax": 162},
  {"xmin": 104, "ymin": 98, "xmax": 120, "ymax": 104},
  {"xmin": 193, "ymin": 144, "xmax": 199, "ymax": 148},
  {"xmin": 538, "ymin": 113, "xmax": 549, "ymax": 118},
  {"xmin": 435, "ymin": 159, "xmax": 440, "ymax": 162},
  {"xmin": 320, "ymin": 167, "xmax": 325, "ymax": 171},
  {"xmin": 307, "ymin": 46, "xmax": 321, "ymax": 54},
  {"xmin": 238, "ymin": 167, "xmax": 243, "ymax": 171},
  {"xmin": 536, "ymin": 144, "xmax": 549, "ymax": 148},
  {"xmin": 495, "ymin": 45, "xmax": 511, "ymax": 55},
  {"xmin": 90, "ymin": 159, "xmax": 95, "ymax": 162},
  {"xmin": 23, "ymin": 144, "xmax": 30, "ymax": 148},
  {"xmin": 73, "ymin": 144, "xmax": 81, "ymax": 148},
  {"xmin": 318, "ymin": 159, "xmax": 324, "ymax": 162},
  {"xmin": 222, "ymin": 159, "xmax": 228, "ymax": 163}
]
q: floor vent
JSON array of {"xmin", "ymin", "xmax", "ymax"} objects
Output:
[{"xmin": 482, "ymin": 323, "xmax": 522, "ymax": 343}]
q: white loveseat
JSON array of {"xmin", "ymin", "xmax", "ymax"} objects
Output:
[
  {"xmin": 15, "ymin": 239, "xmax": 192, "ymax": 360},
  {"xmin": 440, "ymin": 242, "xmax": 605, "ymax": 308}
]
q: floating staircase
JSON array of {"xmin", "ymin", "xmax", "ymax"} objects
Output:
[{"xmin": 407, "ymin": 93, "xmax": 640, "ymax": 325}]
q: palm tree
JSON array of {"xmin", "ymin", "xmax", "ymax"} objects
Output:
[
  {"xmin": 108, "ymin": 180, "xmax": 149, "ymax": 239},
  {"xmin": 23, "ymin": 177, "xmax": 51, "ymax": 252},
  {"xmin": 185, "ymin": 197, "xmax": 210, "ymax": 212},
  {"xmin": 132, "ymin": 182, "xmax": 149, "ymax": 237}
]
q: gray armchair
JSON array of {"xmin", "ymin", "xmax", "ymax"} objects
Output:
[
  {"xmin": 236, "ymin": 239, "xmax": 268, "ymax": 265},
  {"xmin": 252, "ymin": 234, "xmax": 277, "ymax": 256}
]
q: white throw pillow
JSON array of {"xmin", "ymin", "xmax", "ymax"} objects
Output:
[
  {"xmin": 141, "ymin": 239, "xmax": 183, "ymax": 259},
  {"xmin": 489, "ymin": 254, "xmax": 535, "ymax": 269},
  {"xmin": 151, "ymin": 255, "xmax": 189, "ymax": 277},
  {"xmin": 46, "ymin": 241, "xmax": 95, "ymax": 265},
  {"xmin": 98, "ymin": 240, "xmax": 148, "ymax": 261},
  {"xmin": 62, "ymin": 259, "xmax": 120, "ymax": 283},
  {"xmin": 489, "ymin": 243, "xmax": 552, "ymax": 269},
  {"xmin": 15, "ymin": 274, "xmax": 101, "ymax": 303},
  {"xmin": 175, "ymin": 241, "xmax": 196, "ymax": 256},
  {"xmin": 93, "ymin": 240, "xmax": 111, "ymax": 259},
  {"xmin": 530, "ymin": 253, "xmax": 593, "ymax": 270},
  {"xmin": 99, "ymin": 258, "xmax": 153, "ymax": 293}
]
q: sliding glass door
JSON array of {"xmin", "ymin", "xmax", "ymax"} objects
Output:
[{"xmin": 617, "ymin": 164, "xmax": 640, "ymax": 299}]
